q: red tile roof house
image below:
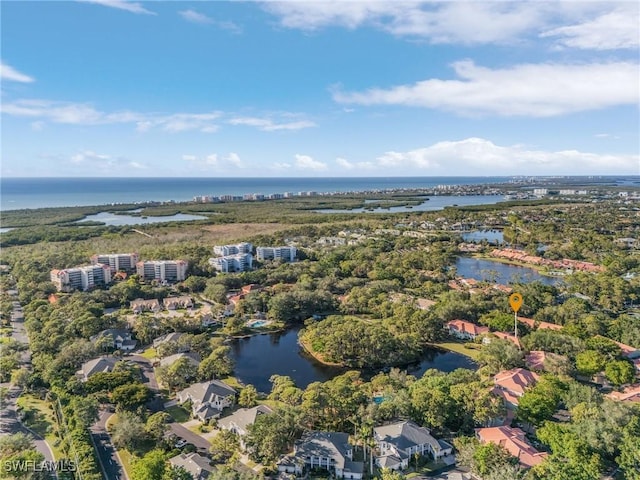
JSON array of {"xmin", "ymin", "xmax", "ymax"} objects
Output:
[
  {"xmin": 608, "ymin": 384, "xmax": 640, "ymax": 403},
  {"xmin": 476, "ymin": 426, "xmax": 547, "ymax": 469},
  {"xmin": 525, "ymin": 351, "xmax": 566, "ymax": 372},
  {"xmin": 518, "ymin": 317, "xmax": 563, "ymax": 331},
  {"xmin": 483, "ymin": 332, "xmax": 522, "ymax": 349},
  {"xmin": 446, "ymin": 320, "xmax": 489, "ymax": 341},
  {"xmin": 491, "ymin": 368, "xmax": 539, "ymax": 410}
]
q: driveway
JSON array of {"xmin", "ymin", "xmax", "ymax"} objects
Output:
[
  {"xmin": 90, "ymin": 410, "xmax": 126, "ymax": 480},
  {"xmin": 169, "ymin": 423, "xmax": 212, "ymax": 454}
]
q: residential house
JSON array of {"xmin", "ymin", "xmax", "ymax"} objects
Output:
[
  {"xmin": 374, "ymin": 421, "xmax": 453, "ymax": 471},
  {"xmin": 518, "ymin": 317, "xmax": 563, "ymax": 332},
  {"xmin": 218, "ymin": 405, "xmax": 273, "ymax": 449},
  {"xmin": 525, "ymin": 351, "xmax": 566, "ymax": 372},
  {"xmin": 91, "ymin": 328, "xmax": 137, "ymax": 351},
  {"xmin": 163, "ymin": 296, "xmax": 194, "ymax": 310},
  {"xmin": 492, "ymin": 368, "xmax": 539, "ymax": 409},
  {"xmin": 447, "ymin": 320, "xmax": 489, "ymax": 340},
  {"xmin": 277, "ymin": 431, "xmax": 364, "ymax": 480},
  {"xmin": 475, "ymin": 426, "xmax": 547, "ymax": 469},
  {"xmin": 483, "ymin": 331, "xmax": 522, "ymax": 349},
  {"xmin": 152, "ymin": 332, "xmax": 184, "ymax": 349},
  {"xmin": 130, "ymin": 298, "xmax": 162, "ymax": 314},
  {"xmin": 77, "ymin": 357, "xmax": 117, "ymax": 382},
  {"xmin": 608, "ymin": 384, "xmax": 640, "ymax": 403},
  {"xmin": 159, "ymin": 352, "xmax": 201, "ymax": 368},
  {"xmin": 168, "ymin": 453, "xmax": 214, "ymax": 480},
  {"xmin": 176, "ymin": 380, "xmax": 236, "ymax": 422}
]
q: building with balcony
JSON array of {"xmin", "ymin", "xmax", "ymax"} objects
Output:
[
  {"xmin": 90, "ymin": 253, "xmax": 139, "ymax": 272},
  {"xmin": 209, "ymin": 253, "xmax": 253, "ymax": 273},
  {"xmin": 50, "ymin": 264, "xmax": 112, "ymax": 292},
  {"xmin": 256, "ymin": 246, "xmax": 297, "ymax": 262},
  {"xmin": 136, "ymin": 260, "xmax": 188, "ymax": 283}
]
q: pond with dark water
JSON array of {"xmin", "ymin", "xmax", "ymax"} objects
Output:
[{"xmin": 229, "ymin": 327, "xmax": 477, "ymax": 393}]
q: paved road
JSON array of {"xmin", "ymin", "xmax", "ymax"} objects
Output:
[
  {"xmin": 90, "ymin": 410, "xmax": 126, "ymax": 480},
  {"xmin": 169, "ymin": 422, "xmax": 212, "ymax": 454}
]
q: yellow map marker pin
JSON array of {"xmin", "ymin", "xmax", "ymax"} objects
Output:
[{"xmin": 509, "ymin": 293, "xmax": 523, "ymax": 313}]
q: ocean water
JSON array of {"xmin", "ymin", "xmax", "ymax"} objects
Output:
[{"xmin": 0, "ymin": 177, "xmax": 510, "ymax": 211}]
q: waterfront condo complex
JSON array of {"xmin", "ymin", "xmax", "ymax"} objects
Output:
[
  {"xmin": 256, "ymin": 246, "xmax": 297, "ymax": 262},
  {"xmin": 213, "ymin": 242, "xmax": 253, "ymax": 256},
  {"xmin": 90, "ymin": 253, "xmax": 139, "ymax": 272},
  {"xmin": 136, "ymin": 260, "xmax": 188, "ymax": 282},
  {"xmin": 50, "ymin": 264, "xmax": 112, "ymax": 292},
  {"xmin": 211, "ymin": 242, "xmax": 254, "ymax": 273}
]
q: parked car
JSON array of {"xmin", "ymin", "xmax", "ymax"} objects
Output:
[{"xmin": 175, "ymin": 439, "xmax": 187, "ymax": 448}]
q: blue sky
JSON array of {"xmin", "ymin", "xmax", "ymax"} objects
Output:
[{"xmin": 1, "ymin": 0, "xmax": 639, "ymax": 177}]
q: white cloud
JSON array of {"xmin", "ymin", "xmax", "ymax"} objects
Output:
[
  {"xmin": 270, "ymin": 162, "xmax": 292, "ymax": 170},
  {"xmin": 228, "ymin": 116, "xmax": 316, "ymax": 131},
  {"xmin": 333, "ymin": 60, "xmax": 639, "ymax": 117},
  {"xmin": 31, "ymin": 121, "xmax": 45, "ymax": 131},
  {"xmin": 1, "ymin": 62, "xmax": 35, "ymax": 83},
  {"xmin": 294, "ymin": 154, "xmax": 327, "ymax": 171},
  {"xmin": 336, "ymin": 157, "xmax": 375, "ymax": 170},
  {"xmin": 70, "ymin": 149, "xmax": 147, "ymax": 170},
  {"xmin": 370, "ymin": 137, "xmax": 638, "ymax": 175},
  {"xmin": 265, "ymin": 1, "xmax": 639, "ymax": 49},
  {"xmin": 1, "ymin": 99, "xmax": 222, "ymax": 132},
  {"xmin": 179, "ymin": 9, "xmax": 214, "ymax": 24},
  {"xmin": 541, "ymin": 4, "xmax": 639, "ymax": 50},
  {"xmin": 78, "ymin": 0, "xmax": 156, "ymax": 15},
  {"xmin": 183, "ymin": 152, "xmax": 244, "ymax": 170},
  {"xmin": 178, "ymin": 9, "xmax": 242, "ymax": 33}
]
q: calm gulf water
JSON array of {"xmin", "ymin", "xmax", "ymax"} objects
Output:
[
  {"xmin": 1, "ymin": 177, "xmax": 510, "ymax": 211},
  {"xmin": 229, "ymin": 327, "xmax": 476, "ymax": 393},
  {"xmin": 455, "ymin": 257, "xmax": 560, "ymax": 286}
]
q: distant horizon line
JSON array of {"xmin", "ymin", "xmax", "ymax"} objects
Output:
[{"xmin": 3, "ymin": 175, "xmax": 638, "ymax": 180}]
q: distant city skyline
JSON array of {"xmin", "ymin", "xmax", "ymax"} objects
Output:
[{"xmin": 1, "ymin": 1, "xmax": 639, "ymax": 177}]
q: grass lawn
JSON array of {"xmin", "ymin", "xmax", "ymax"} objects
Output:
[
  {"xmin": 166, "ymin": 405, "xmax": 191, "ymax": 423},
  {"xmin": 139, "ymin": 347, "xmax": 156, "ymax": 360},
  {"xmin": 117, "ymin": 448, "xmax": 136, "ymax": 479},
  {"xmin": 433, "ymin": 341, "xmax": 481, "ymax": 360},
  {"xmin": 220, "ymin": 376, "xmax": 244, "ymax": 390},
  {"xmin": 16, "ymin": 394, "xmax": 66, "ymax": 460}
]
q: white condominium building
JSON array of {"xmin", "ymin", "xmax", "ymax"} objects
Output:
[
  {"xmin": 51, "ymin": 264, "xmax": 112, "ymax": 292},
  {"xmin": 91, "ymin": 253, "xmax": 139, "ymax": 272},
  {"xmin": 209, "ymin": 253, "xmax": 253, "ymax": 273},
  {"xmin": 256, "ymin": 246, "xmax": 297, "ymax": 262},
  {"xmin": 136, "ymin": 260, "xmax": 188, "ymax": 282},
  {"xmin": 213, "ymin": 242, "xmax": 253, "ymax": 257}
]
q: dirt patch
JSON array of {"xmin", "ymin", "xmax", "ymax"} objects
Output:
[{"xmin": 200, "ymin": 223, "xmax": 291, "ymax": 242}]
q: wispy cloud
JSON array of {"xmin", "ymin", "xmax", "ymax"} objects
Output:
[
  {"xmin": 70, "ymin": 149, "xmax": 147, "ymax": 170},
  {"xmin": 228, "ymin": 115, "xmax": 315, "ymax": 131},
  {"xmin": 178, "ymin": 9, "xmax": 242, "ymax": 33},
  {"xmin": 78, "ymin": 0, "xmax": 156, "ymax": 15},
  {"xmin": 179, "ymin": 9, "xmax": 213, "ymax": 24},
  {"xmin": 294, "ymin": 154, "xmax": 327, "ymax": 171},
  {"xmin": 541, "ymin": 4, "xmax": 639, "ymax": 50},
  {"xmin": 265, "ymin": 1, "xmax": 638, "ymax": 50},
  {"xmin": 1, "ymin": 62, "xmax": 35, "ymax": 83},
  {"xmin": 359, "ymin": 137, "xmax": 638, "ymax": 175},
  {"xmin": 333, "ymin": 60, "xmax": 639, "ymax": 117},
  {"xmin": 2, "ymin": 98, "xmax": 319, "ymax": 134},
  {"xmin": 335, "ymin": 157, "xmax": 375, "ymax": 170},
  {"xmin": 183, "ymin": 152, "xmax": 244, "ymax": 170}
]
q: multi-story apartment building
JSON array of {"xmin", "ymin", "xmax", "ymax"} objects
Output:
[
  {"xmin": 256, "ymin": 246, "xmax": 297, "ymax": 262},
  {"xmin": 209, "ymin": 254, "xmax": 253, "ymax": 273},
  {"xmin": 136, "ymin": 260, "xmax": 188, "ymax": 282},
  {"xmin": 50, "ymin": 264, "xmax": 112, "ymax": 292},
  {"xmin": 213, "ymin": 242, "xmax": 253, "ymax": 256},
  {"xmin": 91, "ymin": 253, "xmax": 139, "ymax": 272}
]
